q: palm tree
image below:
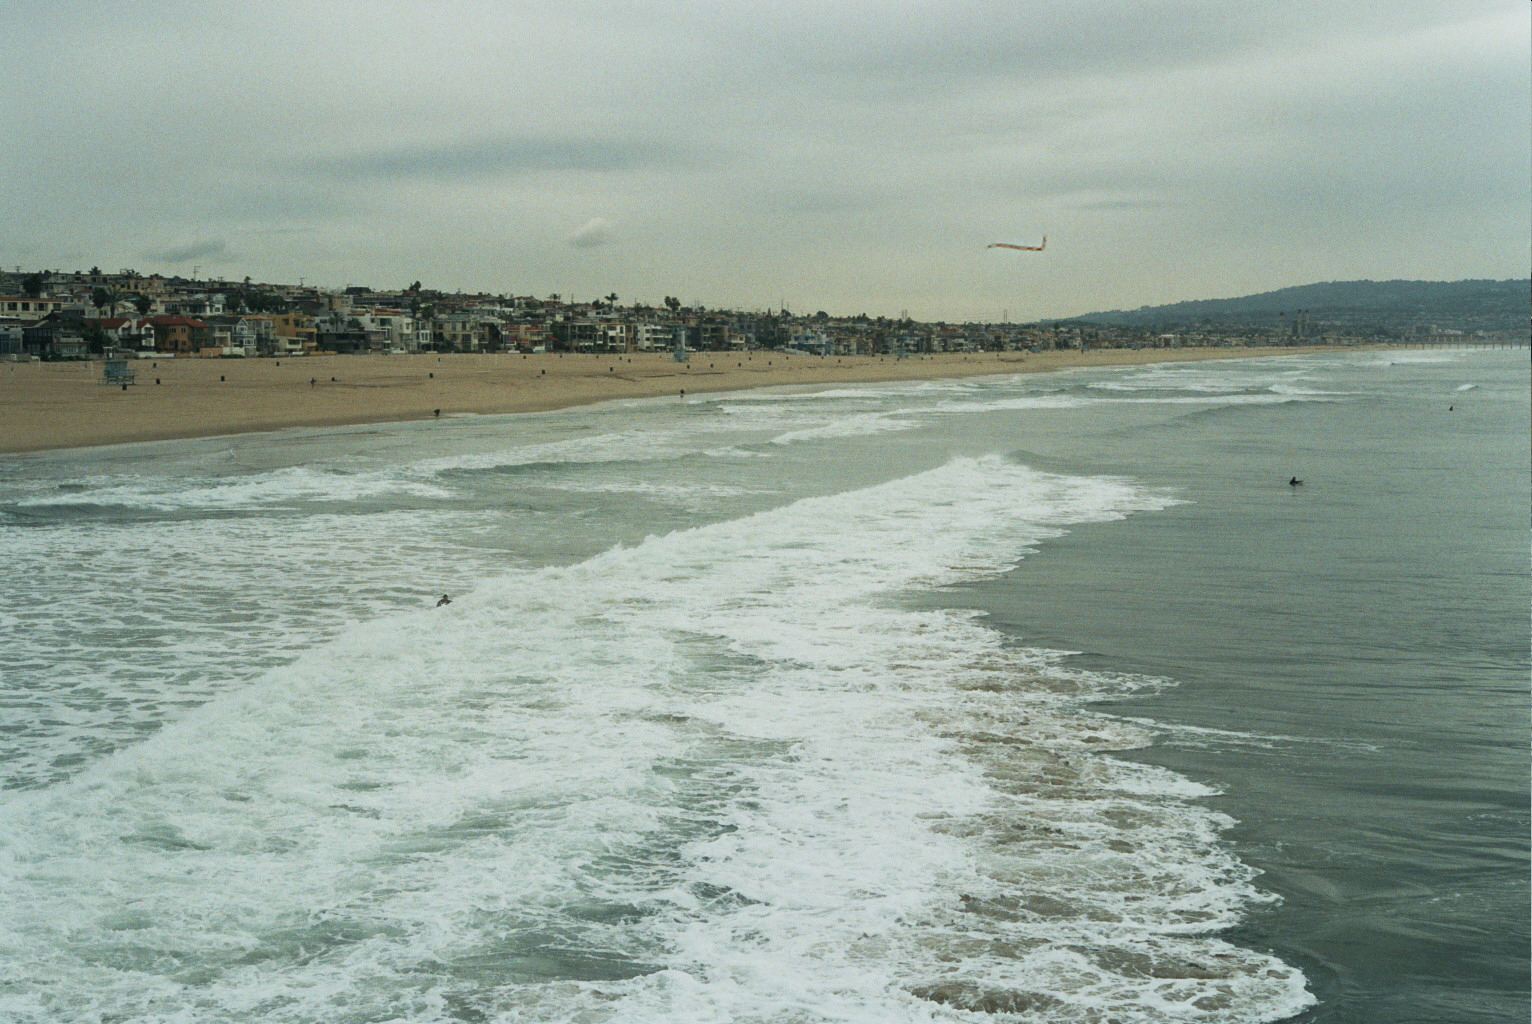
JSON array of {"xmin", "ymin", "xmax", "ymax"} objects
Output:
[
  {"xmin": 91, "ymin": 287, "xmax": 121, "ymax": 316},
  {"xmin": 606, "ymin": 292, "xmax": 619, "ymax": 310}
]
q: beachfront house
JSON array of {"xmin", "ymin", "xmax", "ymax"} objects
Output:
[
  {"xmin": 413, "ymin": 318, "xmax": 434, "ymax": 351},
  {"xmin": 546, "ymin": 318, "xmax": 603, "ymax": 352},
  {"xmin": 365, "ymin": 313, "xmax": 421, "ymax": 353},
  {"xmin": 786, "ymin": 328, "xmax": 833, "ymax": 356},
  {"xmin": 433, "ymin": 314, "xmax": 483, "ymax": 352},
  {"xmin": 695, "ymin": 321, "xmax": 728, "ymax": 351},
  {"xmin": 724, "ymin": 320, "xmax": 760, "ymax": 350},
  {"xmin": 632, "ymin": 322, "xmax": 674, "ymax": 352},
  {"xmin": 236, "ymin": 315, "xmax": 274, "ymax": 355},
  {"xmin": 148, "ymin": 315, "xmax": 212, "ymax": 355},
  {"xmin": 502, "ymin": 323, "xmax": 553, "ymax": 352},
  {"xmin": 200, "ymin": 316, "xmax": 263, "ymax": 357},
  {"xmin": 268, "ymin": 311, "xmax": 317, "ymax": 355},
  {"xmin": 310, "ymin": 313, "xmax": 370, "ymax": 354},
  {"xmin": 600, "ymin": 321, "xmax": 633, "ymax": 352},
  {"xmin": 22, "ymin": 314, "xmax": 89, "ymax": 359},
  {"xmin": 83, "ymin": 317, "xmax": 154, "ymax": 353}
]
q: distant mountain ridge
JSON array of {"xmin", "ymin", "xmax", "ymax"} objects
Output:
[{"xmin": 1065, "ymin": 279, "xmax": 1527, "ymax": 333}]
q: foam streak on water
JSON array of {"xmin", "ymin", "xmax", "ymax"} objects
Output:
[{"xmin": 0, "ymin": 454, "xmax": 1311, "ymax": 1024}]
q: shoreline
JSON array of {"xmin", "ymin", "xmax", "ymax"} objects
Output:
[{"xmin": 1, "ymin": 346, "xmax": 1367, "ymax": 455}]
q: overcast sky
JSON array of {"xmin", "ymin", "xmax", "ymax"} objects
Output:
[{"xmin": 4, "ymin": 1, "xmax": 1527, "ymax": 320}]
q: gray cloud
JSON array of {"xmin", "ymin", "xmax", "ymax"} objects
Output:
[
  {"xmin": 208, "ymin": 184, "xmax": 358, "ymax": 223},
  {"xmin": 567, "ymin": 218, "xmax": 615, "ymax": 248},
  {"xmin": 1070, "ymin": 198, "xmax": 1174, "ymax": 212},
  {"xmin": 301, "ymin": 134, "xmax": 689, "ymax": 182},
  {"xmin": 710, "ymin": 0, "xmax": 1507, "ymax": 91},
  {"xmin": 149, "ymin": 239, "xmax": 231, "ymax": 264}
]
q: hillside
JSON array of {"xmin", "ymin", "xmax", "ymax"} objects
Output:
[{"xmin": 1066, "ymin": 279, "xmax": 1527, "ymax": 335}]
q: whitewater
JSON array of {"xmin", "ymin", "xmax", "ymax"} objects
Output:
[{"xmin": 6, "ymin": 349, "xmax": 1522, "ymax": 1023}]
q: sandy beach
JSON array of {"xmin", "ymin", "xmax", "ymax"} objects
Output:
[{"xmin": 1, "ymin": 346, "xmax": 1350, "ymax": 455}]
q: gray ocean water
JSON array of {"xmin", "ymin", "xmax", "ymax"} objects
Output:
[{"xmin": 0, "ymin": 347, "xmax": 1525, "ymax": 1023}]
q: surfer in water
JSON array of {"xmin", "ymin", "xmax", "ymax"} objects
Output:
[
  {"xmin": 436, "ymin": 594, "xmax": 451, "ymax": 607},
  {"xmin": 1289, "ymin": 476, "xmax": 1304, "ymax": 487}
]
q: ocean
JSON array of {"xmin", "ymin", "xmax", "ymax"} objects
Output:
[{"xmin": 0, "ymin": 347, "xmax": 1525, "ymax": 1024}]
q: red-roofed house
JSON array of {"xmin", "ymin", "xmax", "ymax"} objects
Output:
[{"xmin": 148, "ymin": 315, "xmax": 211, "ymax": 355}]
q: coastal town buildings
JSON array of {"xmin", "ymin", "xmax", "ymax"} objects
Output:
[
  {"xmin": 1, "ymin": 296, "xmax": 65, "ymax": 319},
  {"xmin": 0, "ymin": 266, "xmax": 1517, "ymax": 363}
]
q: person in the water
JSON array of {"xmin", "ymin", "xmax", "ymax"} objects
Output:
[
  {"xmin": 1289, "ymin": 476, "xmax": 1303, "ymax": 486},
  {"xmin": 436, "ymin": 594, "xmax": 451, "ymax": 607}
]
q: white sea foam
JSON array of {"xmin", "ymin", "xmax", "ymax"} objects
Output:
[
  {"xmin": 1089, "ymin": 379, "xmax": 1248, "ymax": 394},
  {"xmin": 531, "ymin": 478, "xmax": 776, "ymax": 513},
  {"xmin": 409, "ymin": 430, "xmax": 688, "ymax": 476},
  {"xmin": 702, "ymin": 445, "xmax": 775, "ymax": 458},
  {"xmin": 912, "ymin": 394, "xmax": 1092, "ymax": 414},
  {"xmin": 1269, "ymin": 382, "xmax": 1353, "ymax": 397},
  {"xmin": 0, "ymin": 507, "xmax": 512, "ymax": 791},
  {"xmin": 1112, "ymin": 716, "xmax": 1382, "ymax": 753},
  {"xmin": 15, "ymin": 465, "xmax": 451, "ymax": 510},
  {"xmin": 766, "ymin": 412, "xmax": 919, "ymax": 444},
  {"xmin": 532, "ymin": 479, "xmax": 768, "ymax": 499},
  {"xmin": 1083, "ymin": 361, "xmax": 1330, "ymax": 396},
  {"xmin": 1369, "ymin": 353, "xmax": 1462, "ymax": 366},
  {"xmin": 702, "ymin": 401, "xmax": 830, "ymax": 430},
  {"xmin": 707, "ymin": 387, "xmax": 891, "ymax": 403},
  {"xmin": 1106, "ymin": 394, "xmax": 1316, "ymax": 406},
  {"xmin": 0, "ymin": 456, "xmax": 1311, "ymax": 1023}
]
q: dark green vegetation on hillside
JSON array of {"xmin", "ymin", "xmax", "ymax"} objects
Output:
[{"xmin": 1068, "ymin": 279, "xmax": 1527, "ymax": 335}]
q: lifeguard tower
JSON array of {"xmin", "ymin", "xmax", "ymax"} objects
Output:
[{"xmin": 101, "ymin": 360, "xmax": 136, "ymax": 388}]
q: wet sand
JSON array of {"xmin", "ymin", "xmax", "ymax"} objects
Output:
[{"xmin": 0, "ymin": 346, "xmax": 1348, "ymax": 454}]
